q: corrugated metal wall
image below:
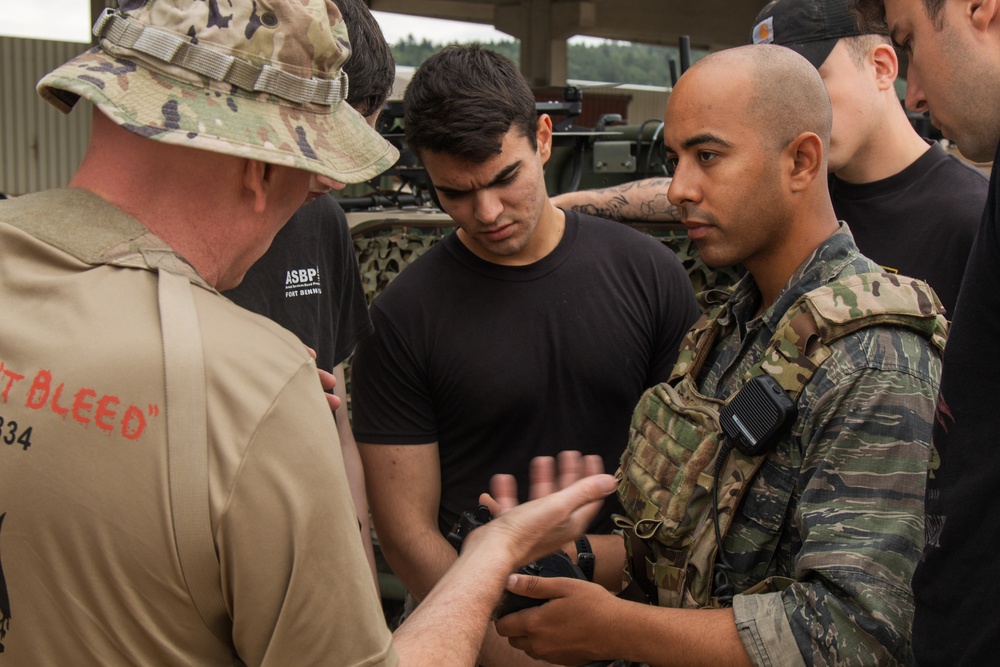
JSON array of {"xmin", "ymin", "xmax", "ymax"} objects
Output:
[{"xmin": 0, "ymin": 36, "xmax": 94, "ymax": 196}]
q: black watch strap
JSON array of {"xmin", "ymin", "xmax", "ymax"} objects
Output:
[{"xmin": 575, "ymin": 535, "xmax": 596, "ymax": 581}]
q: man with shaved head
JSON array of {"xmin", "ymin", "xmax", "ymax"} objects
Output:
[{"xmin": 494, "ymin": 44, "xmax": 946, "ymax": 666}]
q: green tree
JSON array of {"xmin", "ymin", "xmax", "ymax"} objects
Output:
[{"xmin": 391, "ymin": 38, "xmax": 705, "ymax": 86}]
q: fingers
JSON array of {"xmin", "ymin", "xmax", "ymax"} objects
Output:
[
  {"xmin": 529, "ymin": 451, "xmax": 596, "ymax": 500},
  {"xmin": 495, "ymin": 473, "xmax": 617, "ymax": 567},
  {"xmin": 582, "ymin": 454, "xmax": 604, "ymax": 478},
  {"xmin": 489, "ymin": 474, "xmax": 519, "ymax": 516},
  {"xmin": 479, "ymin": 492, "xmax": 502, "ymax": 517},
  {"xmin": 557, "ymin": 450, "xmax": 585, "ymax": 490},
  {"xmin": 315, "ymin": 368, "xmax": 340, "ymax": 411},
  {"xmin": 528, "ymin": 456, "xmax": 556, "ymax": 500},
  {"xmin": 317, "ymin": 368, "xmax": 337, "ymax": 392},
  {"xmin": 506, "ymin": 573, "xmax": 565, "ymax": 600},
  {"xmin": 489, "ymin": 452, "xmax": 609, "ymax": 522}
]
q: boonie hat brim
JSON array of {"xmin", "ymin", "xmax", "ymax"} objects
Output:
[{"xmin": 38, "ymin": 46, "xmax": 398, "ymax": 184}]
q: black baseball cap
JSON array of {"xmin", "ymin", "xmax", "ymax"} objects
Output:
[{"xmin": 750, "ymin": 0, "xmax": 873, "ymax": 69}]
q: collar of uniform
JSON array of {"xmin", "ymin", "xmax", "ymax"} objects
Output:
[
  {"xmin": 726, "ymin": 222, "xmax": 859, "ymax": 335},
  {"xmin": 1, "ymin": 188, "xmax": 213, "ymax": 291}
]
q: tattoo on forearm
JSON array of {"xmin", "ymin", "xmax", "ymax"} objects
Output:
[{"xmin": 566, "ymin": 178, "xmax": 679, "ymax": 222}]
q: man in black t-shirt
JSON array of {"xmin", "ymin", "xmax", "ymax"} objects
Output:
[
  {"xmin": 351, "ymin": 45, "xmax": 700, "ymax": 666},
  {"xmin": 554, "ymin": 0, "xmax": 986, "ymax": 317},
  {"xmin": 224, "ymin": 0, "xmax": 393, "ymax": 583},
  {"xmin": 852, "ymin": 0, "xmax": 1000, "ymax": 664}
]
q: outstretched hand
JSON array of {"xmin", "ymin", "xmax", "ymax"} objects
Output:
[
  {"xmin": 483, "ymin": 450, "xmax": 606, "ymax": 517},
  {"xmin": 470, "ymin": 476, "xmax": 614, "ymax": 574}
]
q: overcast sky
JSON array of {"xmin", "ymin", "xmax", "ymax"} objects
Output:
[
  {"xmin": 0, "ymin": 0, "xmax": 93, "ymax": 43},
  {"xmin": 0, "ymin": 1, "xmax": 600, "ymax": 46}
]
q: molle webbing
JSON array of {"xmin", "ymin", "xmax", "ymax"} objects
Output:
[{"xmin": 616, "ymin": 272, "xmax": 947, "ymax": 609}]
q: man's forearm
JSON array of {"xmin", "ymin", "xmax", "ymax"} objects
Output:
[
  {"xmin": 392, "ymin": 522, "xmax": 523, "ymax": 664},
  {"xmin": 382, "ymin": 528, "xmax": 555, "ymax": 665},
  {"xmin": 615, "ymin": 604, "xmax": 751, "ymax": 667},
  {"xmin": 333, "ymin": 364, "xmax": 378, "ymax": 588},
  {"xmin": 391, "ymin": 471, "xmax": 618, "ymax": 666},
  {"xmin": 551, "ymin": 178, "xmax": 680, "ymax": 222},
  {"xmin": 379, "ymin": 526, "xmax": 459, "ymax": 602}
]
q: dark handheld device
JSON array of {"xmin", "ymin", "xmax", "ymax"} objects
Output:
[
  {"xmin": 720, "ymin": 375, "xmax": 798, "ymax": 456},
  {"xmin": 447, "ymin": 505, "xmax": 611, "ymax": 667},
  {"xmin": 446, "ymin": 505, "xmax": 588, "ymax": 618}
]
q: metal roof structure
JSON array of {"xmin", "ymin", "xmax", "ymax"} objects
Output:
[{"xmin": 370, "ymin": 0, "xmax": 765, "ymax": 85}]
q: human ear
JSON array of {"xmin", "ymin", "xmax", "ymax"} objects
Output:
[
  {"xmin": 536, "ymin": 114, "xmax": 554, "ymax": 166},
  {"xmin": 242, "ymin": 160, "xmax": 270, "ymax": 214},
  {"xmin": 969, "ymin": 0, "xmax": 1000, "ymax": 33},
  {"xmin": 786, "ymin": 132, "xmax": 823, "ymax": 193},
  {"xmin": 870, "ymin": 43, "xmax": 899, "ymax": 90}
]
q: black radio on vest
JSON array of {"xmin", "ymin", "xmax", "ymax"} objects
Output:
[{"xmin": 720, "ymin": 375, "xmax": 798, "ymax": 457}]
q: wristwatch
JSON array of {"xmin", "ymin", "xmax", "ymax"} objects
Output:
[{"xmin": 575, "ymin": 535, "xmax": 596, "ymax": 581}]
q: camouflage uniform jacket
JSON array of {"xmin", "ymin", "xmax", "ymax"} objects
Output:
[{"xmin": 698, "ymin": 225, "xmax": 940, "ymax": 666}]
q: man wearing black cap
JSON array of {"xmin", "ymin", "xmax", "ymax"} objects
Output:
[{"xmin": 554, "ymin": 0, "xmax": 986, "ymax": 317}]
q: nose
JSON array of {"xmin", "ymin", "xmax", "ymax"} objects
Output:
[
  {"xmin": 473, "ymin": 189, "xmax": 503, "ymax": 224},
  {"xmin": 666, "ymin": 159, "xmax": 700, "ymax": 209},
  {"xmin": 904, "ymin": 66, "xmax": 929, "ymax": 114},
  {"xmin": 310, "ymin": 174, "xmax": 347, "ymax": 195}
]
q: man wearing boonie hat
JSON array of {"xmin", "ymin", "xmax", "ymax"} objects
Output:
[
  {"xmin": 0, "ymin": 1, "xmax": 618, "ymax": 664},
  {"xmin": 554, "ymin": 0, "xmax": 985, "ymax": 317}
]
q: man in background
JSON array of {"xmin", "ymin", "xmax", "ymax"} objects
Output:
[
  {"xmin": 852, "ymin": 0, "xmax": 1000, "ymax": 663},
  {"xmin": 224, "ymin": 0, "xmax": 393, "ymax": 582}
]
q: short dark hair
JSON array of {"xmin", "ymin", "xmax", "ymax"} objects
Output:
[
  {"xmin": 403, "ymin": 45, "xmax": 538, "ymax": 161},
  {"xmin": 841, "ymin": 33, "xmax": 891, "ymax": 68},
  {"xmin": 852, "ymin": 0, "xmax": 947, "ymax": 33},
  {"xmin": 333, "ymin": 0, "xmax": 395, "ymax": 117}
]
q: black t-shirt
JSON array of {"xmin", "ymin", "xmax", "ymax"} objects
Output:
[
  {"xmin": 351, "ymin": 211, "xmax": 700, "ymax": 535},
  {"xmin": 224, "ymin": 194, "xmax": 373, "ymax": 372},
  {"xmin": 829, "ymin": 142, "xmax": 987, "ymax": 316},
  {"xmin": 911, "ymin": 142, "xmax": 999, "ymax": 665}
]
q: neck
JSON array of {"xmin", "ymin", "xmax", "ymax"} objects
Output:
[
  {"xmin": 747, "ymin": 207, "xmax": 840, "ymax": 314},
  {"xmin": 834, "ymin": 97, "xmax": 930, "ymax": 183},
  {"xmin": 69, "ymin": 111, "xmax": 259, "ymax": 289}
]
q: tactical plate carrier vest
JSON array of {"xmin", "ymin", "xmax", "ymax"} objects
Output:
[{"xmin": 615, "ymin": 272, "xmax": 947, "ymax": 609}]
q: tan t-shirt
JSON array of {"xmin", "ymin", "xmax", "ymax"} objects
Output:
[{"xmin": 0, "ymin": 189, "xmax": 397, "ymax": 666}]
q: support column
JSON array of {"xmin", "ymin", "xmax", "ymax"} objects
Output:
[{"xmin": 497, "ymin": 1, "xmax": 594, "ymax": 87}]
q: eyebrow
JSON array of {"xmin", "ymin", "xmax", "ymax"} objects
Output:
[
  {"xmin": 664, "ymin": 133, "xmax": 733, "ymax": 154},
  {"xmin": 436, "ymin": 160, "xmax": 523, "ymax": 196}
]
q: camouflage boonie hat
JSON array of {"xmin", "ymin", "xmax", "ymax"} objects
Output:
[{"xmin": 37, "ymin": 0, "xmax": 398, "ymax": 183}]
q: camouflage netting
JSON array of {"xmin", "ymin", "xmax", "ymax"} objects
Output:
[{"xmin": 355, "ymin": 225, "xmax": 448, "ymax": 305}]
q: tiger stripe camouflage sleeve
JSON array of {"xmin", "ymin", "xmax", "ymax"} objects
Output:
[{"xmin": 732, "ymin": 323, "xmax": 941, "ymax": 666}]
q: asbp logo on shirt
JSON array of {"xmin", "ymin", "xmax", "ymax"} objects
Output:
[{"xmin": 285, "ymin": 267, "xmax": 323, "ymax": 298}]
